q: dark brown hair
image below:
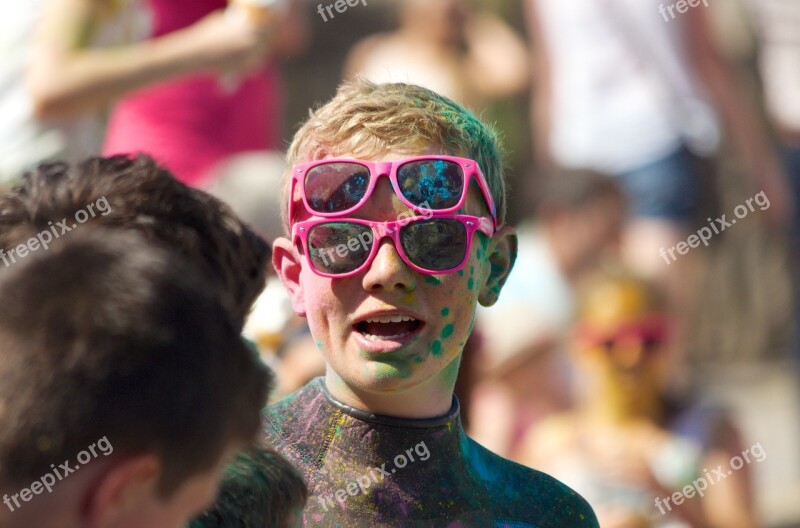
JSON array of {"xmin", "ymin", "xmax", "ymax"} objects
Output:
[
  {"xmin": 0, "ymin": 154, "xmax": 270, "ymax": 328},
  {"xmin": 190, "ymin": 448, "xmax": 308, "ymax": 528},
  {"xmin": 0, "ymin": 230, "xmax": 272, "ymax": 495}
]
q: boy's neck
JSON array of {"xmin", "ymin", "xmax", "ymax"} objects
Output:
[
  {"xmin": 324, "ymin": 362, "xmax": 458, "ymax": 419},
  {"xmin": 0, "ymin": 496, "xmax": 76, "ymax": 528}
]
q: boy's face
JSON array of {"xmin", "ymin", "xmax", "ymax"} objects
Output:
[{"xmin": 273, "ymin": 151, "xmax": 516, "ymax": 398}]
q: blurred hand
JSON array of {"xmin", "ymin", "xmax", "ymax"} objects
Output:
[{"xmin": 184, "ymin": 9, "xmax": 274, "ymax": 76}]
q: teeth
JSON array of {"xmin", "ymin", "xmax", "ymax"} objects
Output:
[
  {"xmin": 363, "ymin": 332, "xmax": 412, "ymax": 341},
  {"xmin": 365, "ymin": 315, "xmax": 417, "ymax": 324}
]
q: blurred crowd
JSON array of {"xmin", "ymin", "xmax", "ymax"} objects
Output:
[{"xmin": 1, "ymin": 0, "xmax": 799, "ymax": 527}]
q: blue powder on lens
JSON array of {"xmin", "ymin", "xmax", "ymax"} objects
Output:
[
  {"xmin": 323, "ymin": 172, "xmax": 368, "ymax": 212},
  {"xmin": 403, "ymin": 161, "xmax": 461, "ymax": 207}
]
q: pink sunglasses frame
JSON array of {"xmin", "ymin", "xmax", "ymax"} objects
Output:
[
  {"xmin": 292, "ymin": 214, "xmax": 495, "ymax": 278},
  {"xmin": 288, "ymin": 155, "xmax": 498, "ymax": 229}
]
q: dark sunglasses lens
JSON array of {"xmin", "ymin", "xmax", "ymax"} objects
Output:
[
  {"xmin": 400, "ymin": 218, "xmax": 467, "ymax": 271},
  {"xmin": 308, "ymin": 222, "xmax": 373, "ymax": 274},
  {"xmin": 305, "ymin": 163, "xmax": 370, "ymax": 213},
  {"xmin": 397, "ymin": 160, "xmax": 464, "ymax": 210}
]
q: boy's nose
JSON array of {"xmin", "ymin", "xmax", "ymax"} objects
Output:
[{"xmin": 362, "ymin": 239, "xmax": 416, "ymax": 293}]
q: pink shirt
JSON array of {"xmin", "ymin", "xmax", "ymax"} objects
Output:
[{"xmin": 103, "ymin": 0, "xmax": 281, "ymax": 186}]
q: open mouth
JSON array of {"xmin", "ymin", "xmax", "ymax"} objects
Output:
[{"xmin": 354, "ymin": 314, "xmax": 424, "ymax": 341}]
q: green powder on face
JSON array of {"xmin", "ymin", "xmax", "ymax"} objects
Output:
[
  {"xmin": 441, "ymin": 324, "xmax": 455, "ymax": 339},
  {"xmin": 467, "ymin": 278, "xmax": 474, "ymax": 290},
  {"xmin": 458, "ymin": 270, "xmax": 464, "ymax": 277},
  {"xmin": 441, "ymin": 307, "xmax": 450, "ymax": 316},
  {"xmin": 441, "ymin": 356, "xmax": 460, "ymax": 385},
  {"xmin": 371, "ymin": 361, "xmax": 413, "ymax": 379},
  {"xmin": 431, "ymin": 341, "xmax": 443, "ymax": 356},
  {"xmin": 425, "ymin": 276, "xmax": 442, "ymax": 285},
  {"xmin": 315, "ymin": 341, "xmax": 324, "ymax": 349}
]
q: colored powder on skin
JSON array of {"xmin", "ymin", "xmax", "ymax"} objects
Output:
[
  {"xmin": 401, "ymin": 290, "xmax": 417, "ymax": 305},
  {"xmin": 371, "ymin": 361, "xmax": 414, "ymax": 379},
  {"xmin": 441, "ymin": 356, "xmax": 460, "ymax": 385},
  {"xmin": 441, "ymin": 324, "xmax": 455, "ymax": 339},
  {"xmin": 441, "ymin": 307, "xmax": 450, "ymax": 316},
  {"xmin": 467, "ymin": 278, "xmax": 474, "ymax": 290},
  {"xmin": 458, "ymin": 270, "xmax": 464, "ymax": 277},
  {"xmin": 425, "ymin": 276, "xmax": 442, "ymax": 286},
  {"xmin": 315, "ymin": 341, "xmax": 324, "ymax": 349},
  {"xmin": 431, "ymin": 341, "xmax": 443, "ymax": 356}
]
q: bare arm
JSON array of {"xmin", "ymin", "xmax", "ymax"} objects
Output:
[
  {"xmin": 27, "ymin": 0, "xmax": 275, "ymax": 118},
  {"xmin": 462, "ymin": 11, "xmax": 530, "ymax": 99},
  {"xmin": 523, "ymin": 0, "xmax": 553, "ymax": 168},
  {"xmin": 698, "ymin": 423, "xmax": 761, "ymax": 528}
]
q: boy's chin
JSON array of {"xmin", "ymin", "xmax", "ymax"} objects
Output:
[{"xmin": 344, "ymin": 362, "xmax": 437, "ymax": 394}]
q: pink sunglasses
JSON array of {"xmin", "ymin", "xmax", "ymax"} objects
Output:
[
  {"xmin": 288, "ymin": 155, "xmax": 498, "ymax": 229},
  {"xmin": 292, "ymin": 214, "xmax": 495, "ymax": 277}
]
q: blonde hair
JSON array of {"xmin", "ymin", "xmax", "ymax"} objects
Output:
[{"xmin": 281, "ymin": 79, "xmax": 507, "ymax": 231}]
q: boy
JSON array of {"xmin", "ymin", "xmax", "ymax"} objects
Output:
[
  {"xmin": 0, "ymin": 230, "xmax": 271, "ymax": 528},
  {"xmin": 189, "ymin": 447, "xmax": 307, "ymax": 528},
  {"xmin": 0, "ymin": 154, "xmax": 270, "ymax": 329},
  {"xmin": 265, "ymin": 79, "xmax": 599, "ymax": 526}
]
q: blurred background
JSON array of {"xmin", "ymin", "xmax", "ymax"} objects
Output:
[{"xmin": 3, "ymin": 0, "xmax": 799, "ymax": 526}]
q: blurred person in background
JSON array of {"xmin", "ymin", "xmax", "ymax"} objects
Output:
[
  {"xmin": 103, "ymin": 0, "xmax": 309, "ymax": 186},
  {"xmin": 469, "ymin": 169, "xmax": 627, "ymax": 459},
  {"xmin": 518, "ymin": 270, "xmax": 760, "ymax": 528},
  {"xmin": 745, "ymin": 0, "xmax": 800, "ymax": 365},
  {"xmin": 525, "ymin": 0, "xmax": 792, "ymax": 343},
  {"xmin": 343, "ymin": 0, "xmax": 529, "ymax": 110},
  {"xmin": 746, "ymin": 0, "xmax": 800, "ymax": 189},
  {"xmin": 0, "ymin": 0, "xmax": 286, "ymax": 188}
]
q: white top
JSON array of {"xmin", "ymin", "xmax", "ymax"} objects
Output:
[
  {"xmin": 533, "ymin": 0, "xmax": 719, "ymax": 172},
  {"xmin": 0, "ymin": 1, "xmax": 149, "ymax": 182}
]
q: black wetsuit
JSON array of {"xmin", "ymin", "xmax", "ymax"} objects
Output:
[{"xmin": 262, "ymin": 378, "xmax": 599, "ymax": 527}]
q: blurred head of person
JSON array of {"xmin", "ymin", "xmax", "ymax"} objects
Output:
[
  {"xmin": 0, "ymin": 154, "xmax": 271, "ymax": 329},
  {"xmin": 189, "ymin": 447, "xmax": 307, "ymax": 528},
  {"xmin": 572, "ymin": 270, "xmax": 671, "ymax": 417},
  {"xmin": 0, "ymin": 229, "xmax": 271, "ymax": 528},
  {"xmin": 399, "ymin": 0, "xmax": 470, "ymax": 47},
  {"xmin": 536, "ymin": 169, "xmax": 627, "ymax": 280}
]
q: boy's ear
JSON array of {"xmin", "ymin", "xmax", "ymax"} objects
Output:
[
  {"xmin": 85, "ymin": 454, "xmax": 161, "ymax": 528},
  {"xmin": 272, "ymin": 237, "xmax": 307, "ymax": 317},
  {"xmin": 478, "ymin": 226, "xmax": 517, "ymax": 307}
]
